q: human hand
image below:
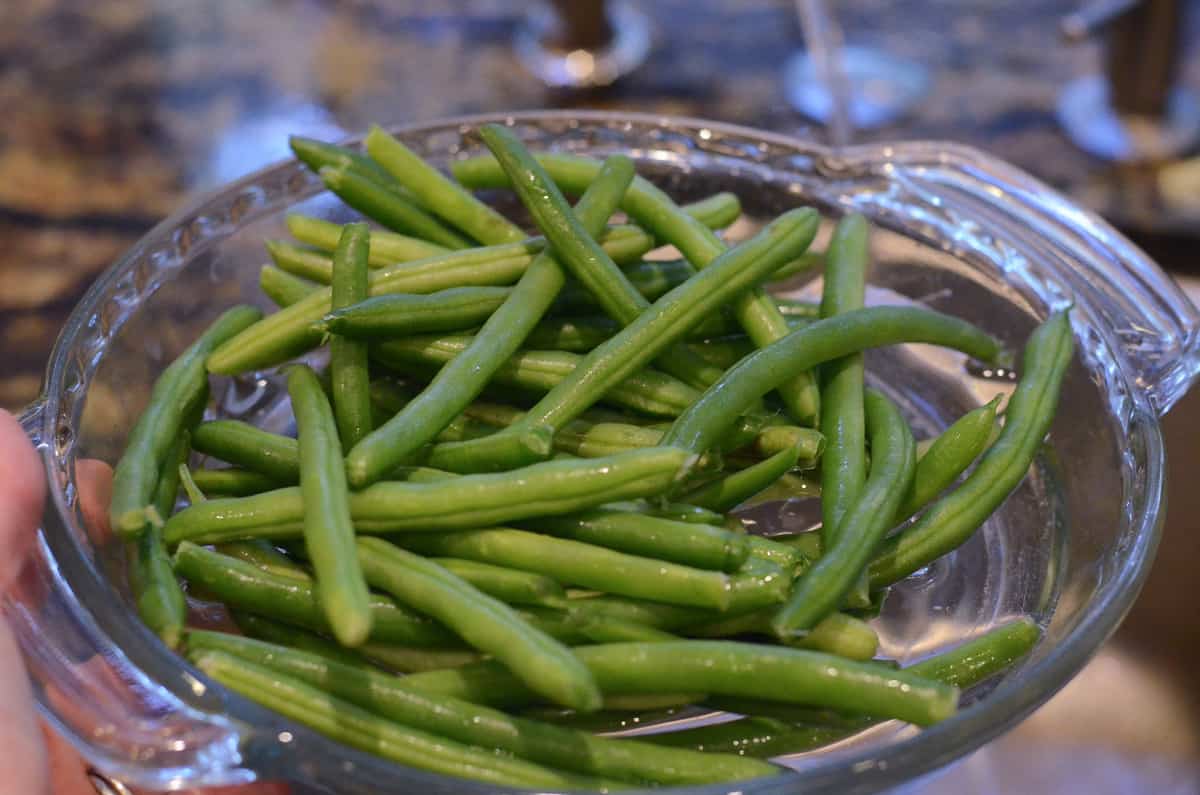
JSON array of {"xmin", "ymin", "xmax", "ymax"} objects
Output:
[{"xmin": 0, "ymin": 410, "xmax": 287, "ymax": 795}]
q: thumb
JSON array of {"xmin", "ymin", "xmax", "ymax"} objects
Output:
[
  {"xmin": 0, "ymin": 408, "xmax": 51, "ymax": 794},
  {"xmin": 0, "ymin": 409, "xmax": 45, "ymax": 593}
]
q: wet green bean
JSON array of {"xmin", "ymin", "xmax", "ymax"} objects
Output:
[
  {"xmin": 773, "ymin": 390, "xmax": 915, "ymax": 636},
  {"xmin": 328, "ymin": 223, "xmax": 374, "ymax": 449},
  {"xmin": 356, "ymin": 537, "xmax": 601, "ymax": 711},
  {"xmin": 521, "ymin": 509, "xmax": 750, "ymax": 572},
  {"xmin": 163, "ymin": 447, "xmax": 696, "ymax": 542},
  {"xmin": 344, "ymin": 148, "xmax": 634, "ymax": 484},
  {"xmin": 111, "ymin": 305, "xmax": 261, "ymax": 535},
  {"xmin": 394, "ymin": 527, "xmax": 733, "ymax": 610},
  {"xmin": 664, "ymin": 306, "xmax": 1002, "ymax": 455},
  {"xmin": 319, "ymin": 165, "xmax": 472, "ymax": 249},
  {"xmin": 172, "ymin": 542, "xmax": 461, "ymax": 646},
  {"xmin": 870, "ymin": 312, "xmax": 1072, "ymax": 587}
]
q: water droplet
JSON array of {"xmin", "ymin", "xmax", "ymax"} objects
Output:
[{"xmin": 965, "ymin": 358, "xmax": 1018, "ymax": 382}]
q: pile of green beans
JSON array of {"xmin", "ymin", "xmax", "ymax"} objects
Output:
[{"xmin": 107, "ymin": 124, "xmax": 1072, "ymax": 788}]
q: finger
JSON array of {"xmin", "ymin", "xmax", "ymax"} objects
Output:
[
  {"xmin": 40, "ymin": 723, "xmax": 97, "ymax": 795},
  {"xmin": 76, "ymin": 458, "xmax": 114, "ymax": 544},
  {"xmin": 0, "ymin": 620, "xmax": 49, "ymax": 794},
  {"xmin": 0, "ymin": 409, "xmax": 46, "ymax": 593}
]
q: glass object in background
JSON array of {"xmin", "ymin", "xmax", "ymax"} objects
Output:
[
  {"xmin": 1056, "ymin": 0, "xmax": 1200, "ymax": 162},
  {"xmin": 514, "ymin": 0, "xmax": 652, "ymax": 88},
  {"xmin": 784, "ymin": 0, "xmax": 931, "ymax": 141}
]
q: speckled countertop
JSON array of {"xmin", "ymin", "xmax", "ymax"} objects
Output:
[{"xmin": 2, "ymin": 2, "xmax": 1198, "ymax": 793}]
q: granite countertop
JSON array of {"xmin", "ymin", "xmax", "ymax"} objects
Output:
[{"xmin": 2, "ymin": 3, "xmax": 1198, "ymax": 793}]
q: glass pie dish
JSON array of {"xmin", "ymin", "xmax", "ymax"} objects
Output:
[{"xmin": 10, "ymin": 111, "xmax": 1200, "ymax": 794}]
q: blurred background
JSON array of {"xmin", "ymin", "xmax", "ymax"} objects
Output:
[{"xmin": 0, "ymin": 1, "xmax": 1197, "ymax": 792}]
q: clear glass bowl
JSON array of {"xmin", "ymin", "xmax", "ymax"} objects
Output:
[{"xmin": 10, "ymin": 111, "xmax": 1200, "ymax": 795}]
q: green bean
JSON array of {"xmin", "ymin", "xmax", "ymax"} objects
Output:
[
  {"xmin": 231, "ymin": 611, "xmax": 369, "ymax": 668},
  {"xmin": 176, "ymin": 463, "xmax": 205, "ymax": 505},
  {"xmin": 407, "ymin": 641, "xmax": 957, "ymax": 725},
  {"xmin": 752, "ymin": 424, "xmax": 823, "ymax": 465},
  {"xmin": 192, "ymin": 410, "xmax": 542, "ymax": 480},
  {"xmin": 871, "ymin": 312, "xmax": 1073, "ymax": 587},
  {"xmin": 643, "ymin": 715, "xmax": 809, "ymax": 757},
  {"xmin": 345, "ymin": 151, "xmax": 634, "ymax": 484},
  {"xmin": 367, "ymin": 126, "xmax": 526, "ymax": 244},
  {"xmin": 744, "ymin": 535, "xmax": 800, "ymax": 569},
  {"xmin": 372, "ymin": 335, "xmax": 702, "ymax": 418},
  {"xmin": 774, "ymin": 390, "xmax": 915, "ymax": 635},
  {"xmin": 189, "ymin": 467, "xmax": 285, "ymax": 497},
  {"xmin": 682, "ymin": 299, "xmax": 819, "ymax": 343},
  {"xmin": 287, "ymin": 364, "xmax": 372, "ymax": 646},
  {"xmin": 688, "ymin": 611, "xmax": 879, "ymax": 661},
  {"xmin": 451, "ymin": 394, "xmax": 728, "ymax": 470},
  {"xmin": 210, "ymin": 224, "xmax": 657, "ymax": 375},
  {"xmin": 264, "ymin": 521, "xmax": 566, "ymax": 612},
  {"xmin": 576, "ymin": 618, "xmax": 681, "ymax": 644},
  {"xmin": 521, "ymin": 509, "xmax": 750, "ymax": 572},
  {"xmin": 678, "ymin": 191, "xmax": 742, "ymax": 230},
  {"xmin": 683, "ymin": 446, "xmax": 801, "ymax": 513},
  {"xmin": 259, "ymin": 265, "xmax": 318, "ymax": 309},
  {"xmin": 477, "ymin": 125, "xmax": 722, "ymax": 392},
  {"xmin": 191, "ymin": 651, "xmax": 603, "ymax": 789},
  {"xmin": 190, "ymin": 421, "xmax": 297, "ymax": 482},
  {"xmin": 216, "ymin": 540, "xmax": 309, "ymax": 582},
  {"xmin": 111, "ymin": 306, "xmax": 261, "ymax": 536},
  {"xmin": 287, "ymin": 187, "xmax": 734, "ymax": 268},
  {"xmin": 724, "ymin": 557, "xmax": 792, "ymax": 613},
  {"xmin": 654, "ymin": 618, "xmax": 1039, "ymax": 755},
  {"xmin": 188, "ymin": 631, "xmax": 777, "ymax": 785},
  {"xmin": 322, "ymin": 258, "xmax": 748, "ymax": 339},
  {"xmin": 290, "ymin": 135, "xmax": 397, "ymax": 189},
  {"xmin": 360, "ymin": 644, "xmax": 482, "ymax": 673},
  {"xmin": 818, "ymin": 215, "xmax": 870, "ymax": 602},
  {"xmin": 322, "ymin": 286, "xmax": 509, "ymax": 337},
  {"xmin": 454, "ymin": 152, "xmax": 823, "ymax": 424},
  {"xmin": 240, "ymin": 613, "xmax": 476, "ymax": 675},
  {"xmin": 682, "ymin": 325, "xmax": 809, "ymax": 371},
  {"xmin": 130, "ymin": 432, "xmax": 189, "ymax": 648},
  {"xmin": 908, "ymin": 616, "xmax": 1041, "ymax": 684},
  {"xmin": 164, "ymin": 447, "xmax": 696, "ymax": 542},
  {"xmin": 524, "ymin": 314, "xmax": 618, "ymax": 351},
  {"xmin": 266, "ymin": 240, "xmax": 341, "ymax": 283},
  {"xmin": 614, "ymin": 500, "xmax": 726, "ymax": 526},
  {"xmin": 356, "ymin": 537, "xmax": 601, "ymax": 711},
  {"xmin": 552, "ymin": 263, "xmax": 814, "ymax": 325},
  {"xmin": 193, "ymin": 420, "xmax": 298, "ymax": 481},
  {"xmin": 319, "ymin": 165, "xmax": 472, "ymax": 249},
  {"xmin": 287, "ymin": 215, "xmax": 449, "ymax": 267},
  {"xmin": 481, "ymin": 406, "xmax": 661, "ymax": 457},
  {"xmin": 664, "ymin": 306, "xmax": 1002, "ymax": 455},
  {"xmin": 424, "ymin": 426, "xmax": 559, "ymax": 474},
  {"xmin": 435, "ymin": 208, "xmax": 820, "ymax": 471},
  {"xmin": 773, "ymin": 531, "xmax": 824, "ymax": 557},
  {"xmin": 562, "ymin": 595, "xmax": 714, "ymax": 630},
  {"xmin": 173, "ymin": 542, "xmax": 460, "ymax": 646},
  {"xmin": 527, "ymin": 699, "xmax": 705, "ymax": 731},
  {"xmin": 898, "ymin": 396, "xmax": 1002, "ymax": 520},
  {"xmin": 328, "ymin": 224, "xmax": 373, "ymax": 449},
  {"xmin": 430, "ymin": 557, "xmax": 568, "ymax": 608},
  {"xmin": 395, "ymin": 527, "xmax": 732, "ymax": 610}
]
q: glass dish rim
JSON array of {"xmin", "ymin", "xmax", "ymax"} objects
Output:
[{"xmin": 29, "ymin": 109, "xmax": 1168, "ymax": 794}]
